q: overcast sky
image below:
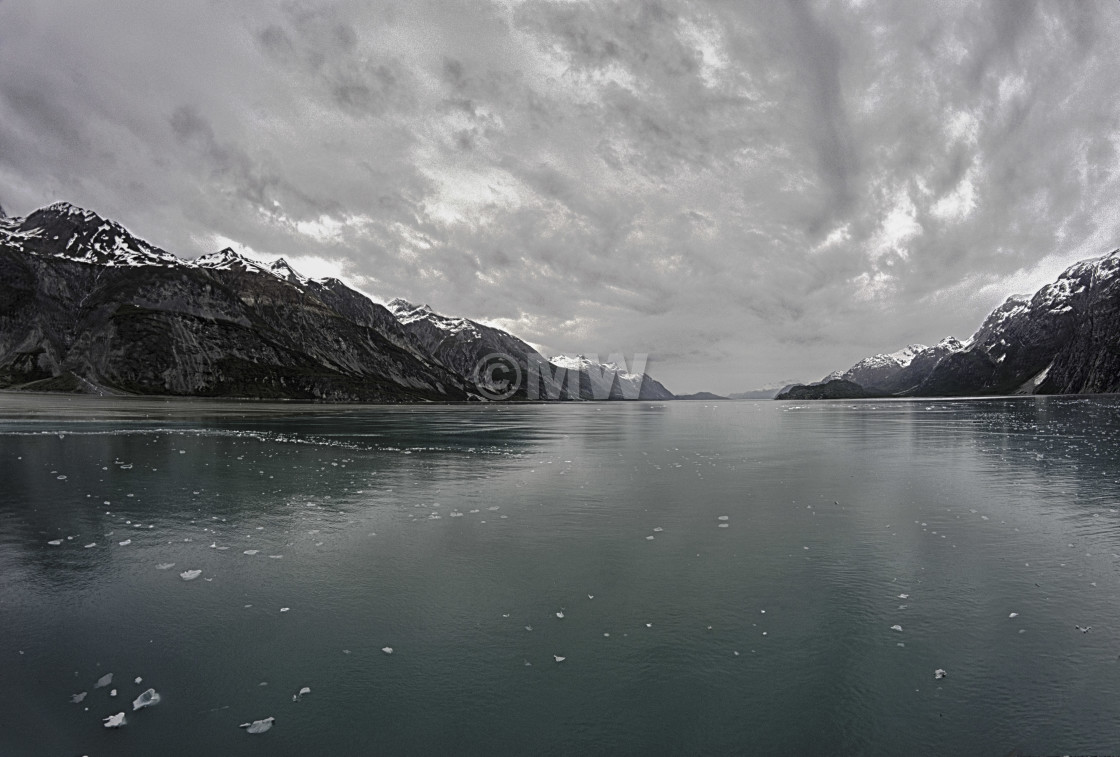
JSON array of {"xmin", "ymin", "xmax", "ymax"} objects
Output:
[{"xmin": 2, "ymin": 1, "xmax": 1119, "ymax": 393}]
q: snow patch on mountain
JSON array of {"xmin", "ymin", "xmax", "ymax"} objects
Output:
[{"xmin": 386, "ymin": 298, "xmax": 483, "ymax": 338}]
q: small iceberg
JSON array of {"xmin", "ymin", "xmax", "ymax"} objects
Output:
[
  {"xmin": 890, "ymin": 625, "xmax": 903, "ymax": 632},
  {"xmin": 240, "ymin": 717, "xmax": 274, "ymax": 734},
  {"xmin": 132, "ymin": 688, "xmax": 160, "ymax": 711},
  {"xmin": 1009, "ymin": 612, "xmax": 1019, "ymax": 619},
  {"xmin": 47, "ymin": 539, "xmax": 62, "ymax": 546},
  {"xmin": 554, "ymin": 655, "xmax": 566, "ymax": 663},
  {"xmin": 292, "ymin": 686, "xmax": 311, "ymax": 701},
  {"xmin": 71, "ymin": 692, "xmax": 87, "ymax": 704},
  {"xmin": 95, "ymin": 673, "xmax": 113, "ymax": 689},
  {"xmin": 243, "ymin": 550, "xmax": 259, "ymax": 556},
  {"xmin": 382, "ymin": 647, "xmax": 393, "ymax": 655},
  {"xmin": 156, "ymin": 563, "xmax": 175, "ymax": 570},
  {"xmin": 180, "ymin": 570, "xmax": 202, "ymax": 581},
  {"xmin": 118, "ymin": 539, "xmax": 132, "ymax": 546},
  {"xmin": 556, "ymin": 611, "xmax": 564, "ymax": 619},
  {"xmin": 103, "ymin": 712, "xmax": 126, "ymax": 728},
  {"xmin": 84, "ymin": 543, "xmax": 96, "ymax": 549},
  {"xmin": 934, "ymin": 669, "xmax": 947, "ymax": 680}
]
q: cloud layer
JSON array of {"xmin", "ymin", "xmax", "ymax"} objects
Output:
[{"xmin": 3, "ymin": 0, "xmax": 1119, "ymax": 392}]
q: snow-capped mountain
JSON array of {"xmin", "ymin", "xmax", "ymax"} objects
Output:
[
  {"xmin": 800, "ymin": 247, "xmax": 1120, "ymax": 397},
  {"xmin": 0, "ymin": 202, "xmax": 470, "ymax": 400},
  {"xmin": 823, "ymin": 343, "xmax": 929, "ymax": 390},
  {"xmin": 385, "ymin": 301, "xmax": 673, "ymax": 400},
  {"xmin": 548, "ymin": 354, "xmax": 675, "ymax": 400},
  {"xmin": 0, "ymin": 201, "xmax": 674, "ymax": 401},
  {"xmin": 3, "ymin": 202, "xmax": 183, "ymax": 268}
]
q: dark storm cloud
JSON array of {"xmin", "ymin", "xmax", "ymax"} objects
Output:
[{"xmin": 2, "ymin": 0, "xmax": 1120, "ymax": 392}]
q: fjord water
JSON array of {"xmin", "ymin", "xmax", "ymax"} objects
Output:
[{"xmin": 3, "ymin": 395, "xmax": 1120, "ymax": 756}]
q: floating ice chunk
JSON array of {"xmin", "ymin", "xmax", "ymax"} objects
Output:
[
  {"xmin": 71, "ymin": 692, "xmax": 87, "ymax": 703},
  {"xmin": 95, "ymin": 673, "xmax": 113, "ymax": 689},
  {"xmin": 525, "ymin": 625, "xmax": 533, "ymax": 631},
  {"xmin": 898, "ymin": 594, "xmax": 909, "ymax": 599},
  {"xmin": 1009, "ymin": 612, "xmax": 1019, "ymax": 619},
  {"xmin": 180, "ymin": 570, "xmax": 202, "ymax": 581},
  {"xmin": 652, "ymin": 527, "xmax": 663, "ymax": 533},
  {"xmin": 156, "ymin": 563, "xmax": 175, "ymax": 570},
  {"xmin": 292, "ymin": 686, "xmax": 311, "ymax": 701},
  {"xmin": 587, "ymin": 594, "xmax": 594, "ymax": 600},
  {"xmin": 110, "ymin": 689, "xmax": 117, "ymax": 697},
  {"xmin": 1075, "ymin": 625, "xmax": 1092, "ymax": 633},
  {"xmin": 118, "ymin": 539, "xmax": 132, "ymax": 546},
  {"xmin": 382, "ymin": 647, "xmax": 393, "ymax": 655},
  {"xmin": 103, "ymin": 712, "xmax": 126, "ymax": 728},
  {"xmin": 243, "ymin": 550, "xmax": 259, "ymax": 556},
  {"xmin": 84, "ymin": 543, "xmax": 96, "ymax": 548},
  {"xmin": 134, "ymin": 677, "xmax": 142, "ymax": 684},
  {"xmin": 718, "ymin": 523, "xmax": 729, "ymax": 528},
  {"xmin": 890, "ymin": 625, "xmax": 903, "ymax": 632},
  {"xmin": 132, "ymin": 688, "xmax": 160, "ymax": 711},
  {"xmin": 280, "ymin": 608, "xmax": 290, "ymax": 613},
  {"xmin": 553, "ymin": 655, "xmax": 566, "ymax": 663},
  {"xmin": 934, "ymin": 669, "xmax": 947, "ymax": 680},
  {"xmin": 240, "ymin": 717, "xmax": 274, "ymax": 734},
  {"xmin": 645, "ymin": 535, "xmax": 655, "ymax": 541},
  {"xmin": 556, "ymin": 611, "xmax": 564, "ymax": 619},
  {"xmin": 47, "ymin": 539, "xmax": 62, "ymax": 546}
]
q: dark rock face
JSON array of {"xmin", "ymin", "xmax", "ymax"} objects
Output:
[
  {"xmin": 776, "ymin": 379, "xmax": 874, "ymax": 400},
  {"xmin": 807, "ymin": 249, "xmax": 1120, "ymax": 398},
  {"xmin": 0, "ymin": 201, "xmax": 675, "ymax": 402},
  {"xmin": 0, "ymin": 204, "xmax": 469, "ymax": 401}
]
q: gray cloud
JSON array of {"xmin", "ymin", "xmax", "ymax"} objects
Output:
[{"xmin": 3, "ymin": 0, "xmax": 1120, "ymax": 393}]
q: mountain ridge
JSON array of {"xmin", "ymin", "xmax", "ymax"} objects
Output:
[
  {"xmin": 0, "ymin": 201, "xmax": 674, "ymax": 402},
  {"xmin": 792, "ymin": 247, "xmax": 1120, "ymax": 398}
]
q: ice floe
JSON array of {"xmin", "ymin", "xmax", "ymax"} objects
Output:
[
  {"xmin": 103, "ymin": 712, "xmax": 126, "ymax": 728},
  {"xmin": 240, "ymin": 717, "xmax": 274, "ymax": 734},
  {"xmin": 132, "ymin": 688, "xmax": 160, "ymax": 711},
  {"xmin": 180, "ymin": 570, "xmax": 202, "ymax": 581}
]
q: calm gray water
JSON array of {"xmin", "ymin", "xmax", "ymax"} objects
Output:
[{"xmin": 3, "ymin": 394, "xmax": 1120, "ymax": 756}]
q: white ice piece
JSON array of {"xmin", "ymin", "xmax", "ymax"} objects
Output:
[
  {"xmin": 240, "ymin": 717, "xmax": 274, "ymax": 734},
  {"xmin": 95, "ymin": 673, "xmax": 113, "ymax": 689},
  {"xmin": 382, "ymin": 646, "xmax": 393, "ymax": 655},
  {"xmin": 132, "ymin": 688, "xmax": 160, "ymax": 711},
  {"xmin": 103, "ymin": 712, "xmax": 126, "ymax": 728},
  {"xmin": 180, "ymin": 570, "xmax": 202, "ymax": 581}
]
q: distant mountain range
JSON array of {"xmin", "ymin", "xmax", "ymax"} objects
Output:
[
  {"xmin": 779, "ymin": 247, "xmax": 1120, "ymax": 399},
  {"xmin": 0, "ymin": 201, "xmax": 673, "ymax": 402}
]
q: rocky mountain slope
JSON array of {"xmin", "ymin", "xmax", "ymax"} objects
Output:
[
  {"xmin": 0, "ymin": 201, "xmax": 673, "ymax": 401},
  {"xmin": 803, "ymin": 248, "xmax": 1120, "ymax": 398}
]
